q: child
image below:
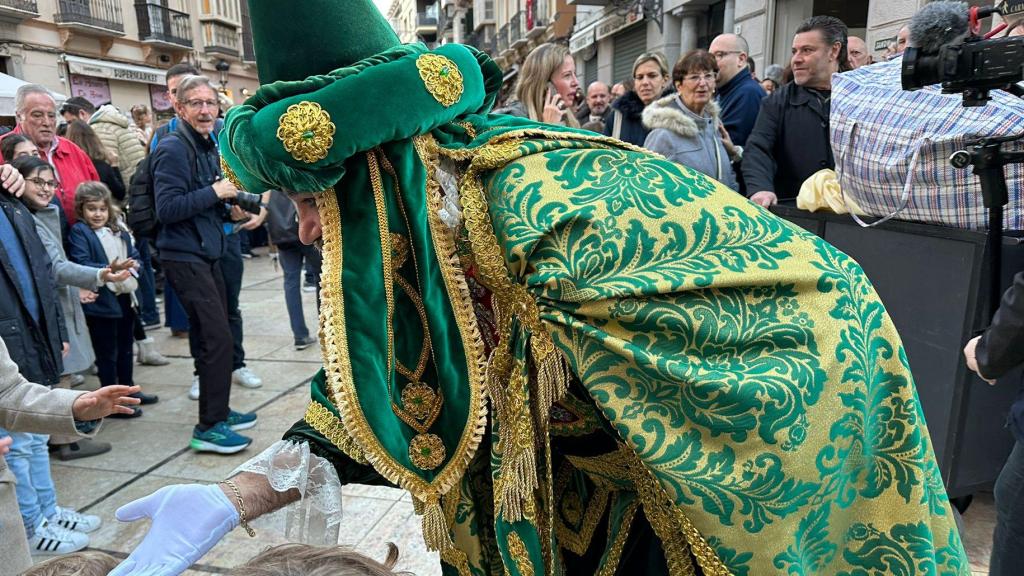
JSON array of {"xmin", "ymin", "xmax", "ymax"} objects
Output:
[{"xmin": 68, "ymin": 182, "xmax": 156, "ymax": 418}]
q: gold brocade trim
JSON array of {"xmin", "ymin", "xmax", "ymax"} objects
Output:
[
  {"xmin": 505, "ymin": 532, "xmax": 534, "ymax": 576},
  {"xmin": 596, "ymin": 497, "xmax": 639, "ymax": 576},
  {"xmin": 277, "ymin": 101, "xmax": 336, "ymax": 163},
  {"xmin": 625, "ymin": 446, "xmax": 732, "ymax": 576},
  {"xmin": 219, "ymin": 157, "xmax": 244, "ymax": 190},
  {"xmin": 416, "ymin": 53, "xmax": 464, "ymax": 107},
  {"xmin": 553, "ymin": 462, "xmax": 610, "ymax": 556},
  {"xmin": 565, "ymin": 450, "xmax": 633, "ymax": 492},
  {"xmin": 303, "ymin": 400, "xmax": 367, "ymax": 464},
  {"xmin": 455, "ymin": 121, "xmax": 477, "ymax": 139},
  {"xmin": 316, "ymin": 149, "xmax": 485, "ymax": 553}
]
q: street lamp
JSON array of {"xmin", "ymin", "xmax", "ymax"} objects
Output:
[{"xmin": 215, "ymin": 59, "xmax": 231, "ymax": 89}]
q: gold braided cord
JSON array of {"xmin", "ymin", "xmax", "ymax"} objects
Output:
[
  {"xmin": 315, "ymin": 146, "xmax": 485, "ymax": 552},
  {"xmin": 596, "ymin": 498, "xmax": 639, "ymax": 576},
  {"xmin": 624, "ymin": 446, "xmax": 732, "ymax": 576},
  {"xmin": 303, "ymin": 400, "xmax": 368, "ymax": 464},
  {"xmin": 552, "ymin": 462, "xmax": 610, "ymax": 556},
  {"xmin": 505, "ymin": 532, "xmax": 534, "ymax": 576}
]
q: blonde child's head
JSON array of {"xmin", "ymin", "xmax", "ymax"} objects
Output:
[
  {"xmin": 229, "ymin": 543, "xmax": 406, "ymax": 576},
  {"xmin": 74, "ymin": 181, "xmax": 120, "ymax": 232},
  {"xmin": 21, "ymin": 550, "xmax": 120, "ymax": 576}
]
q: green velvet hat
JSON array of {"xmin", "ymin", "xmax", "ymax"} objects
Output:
[
  {"xmin": 248, "ymin": 0, "xmax": 399, "ymax": 83},
  {"xmin": 220, "ymin": 0, "xmax": 503, "ymax": 194}
]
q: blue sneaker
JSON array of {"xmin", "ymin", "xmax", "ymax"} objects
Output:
[
  {"xmin": 190, "ymin": 422, "xmax": 251, "ymax": 454},
  {"xmin": 226, "ymin": 409, "xmax": 258, "ymax": 431}
]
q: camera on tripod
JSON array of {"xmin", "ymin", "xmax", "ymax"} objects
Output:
[{"xmin": 902, "ymin": 1, "xmax": 1024, "ymax": 106}]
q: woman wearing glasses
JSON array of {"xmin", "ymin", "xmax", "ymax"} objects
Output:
[{"xmin": 642, "ymin": 50, "xmax": 740, "ymax": 190}]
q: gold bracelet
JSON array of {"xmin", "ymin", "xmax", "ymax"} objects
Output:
[{"xmin": 220, "ymin": 480, "xmax": 256, "ymax": 537}]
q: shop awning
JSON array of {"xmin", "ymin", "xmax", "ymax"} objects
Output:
[
  {"xmin": 0, "ymin": 73, "xmax": 66, "ymax": 116},
  {"xmin": 63, "ymin": 54, "xmax": 166, "ymax": 85}
]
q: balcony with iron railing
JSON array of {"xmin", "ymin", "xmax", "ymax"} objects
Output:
[
  {"xmin": 527, "ymin": 0, "xmax": 548, "ymax": 39},
  {"xmin": 497, "ymin": 22, "xmax": 508, "ymax": 53},
  {"xmin": 55, "ymin": 0, "xmax": 124, "ymax": 35},
  {"xmin": 416, "ymin": 1, "xmax": 438, "ymax": 34},
  {"xmin": 134, "ymin": 2, "xmax": 191, "ymax": 49},
  {"xmin": 203, "ymin": 20, "xmax": 239, "ymax": 57},
  {"xmin": 509, "ymin": 9, "xmax": 527, "ymax": 48},
  {"xmin": 0, "ymin": 0, "xmax": 38, "ymax": 21}
]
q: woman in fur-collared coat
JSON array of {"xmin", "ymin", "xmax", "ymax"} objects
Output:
[{"xmin": 643, "ymin": 49, "xmax": 741, "ymax": 190}]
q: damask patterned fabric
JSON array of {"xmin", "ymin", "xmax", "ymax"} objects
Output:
[{"xmin": 461, "ymin": 133, "xmax": 968, "ymax": 575}]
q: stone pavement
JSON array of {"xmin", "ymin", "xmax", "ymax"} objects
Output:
[{"xmin": 41, "ymin": 246, "xmax": 996, "ymax": 575}]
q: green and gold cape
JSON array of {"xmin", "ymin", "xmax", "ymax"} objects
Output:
[{"xmin": 222, "ymin": 42, "xmax": 968, "ymax": 575}]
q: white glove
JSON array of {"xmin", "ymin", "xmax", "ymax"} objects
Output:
[{"xmin": 108, "ymin": 483, "xmax": 239, "ymax": 576}]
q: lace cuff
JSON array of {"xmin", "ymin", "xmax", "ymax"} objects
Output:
[{"xmin": 230, "ymin": 439, "xmax": 343, "ymax": 544}]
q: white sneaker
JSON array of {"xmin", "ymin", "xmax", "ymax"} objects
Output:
[
  {"xmin": 232, "ymin": 367, "xmax": 262, "ymax": 389},
  {"xmin": 30, "ymin": 518, "xmax": 88, "ymax": 555},
  {"xmin": 189, "ymin": 374, "xmax": 200, "ymax": 400},
  {"xmin": 50, "ymin": 505, "xmax": 101, "ymax": 533}
]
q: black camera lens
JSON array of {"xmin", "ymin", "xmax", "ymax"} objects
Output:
[{"xmin": 232, "ymin": 191, "xmax": 263, "ymax": 214}]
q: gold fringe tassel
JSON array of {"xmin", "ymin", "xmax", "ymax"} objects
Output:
[{"xmin": 422, "ymin": 496, "xmax": 456, "ymax": 552}]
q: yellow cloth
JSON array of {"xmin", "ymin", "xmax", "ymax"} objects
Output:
[{"xmin": 797, "ymin": 169, "xmax": 865, "ymax": 215}]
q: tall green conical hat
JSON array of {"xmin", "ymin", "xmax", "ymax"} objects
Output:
[{"xmin": 249, "ymin": 0, "xmax": 399, "ymax": 83}]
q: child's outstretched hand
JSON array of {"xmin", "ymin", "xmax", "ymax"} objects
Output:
[
  {"xmin": 100, "ymin": 268, "xmax": 133, "ymax": 283},
  {"xmin": 72, "ymin": 385, "xmax": 142, "ymax": 421},
  {"xmin": 0, "ymin": 436, "xmax": 11, "ymax": 456},
  {"xmin": 109, "ymin": 258, "xmax": 137, "ymax": 273}
]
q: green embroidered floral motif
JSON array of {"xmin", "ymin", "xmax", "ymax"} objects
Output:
[
  {"xmin": 773, "ymin": 504, "xmax": 838, "ymax": 574},
  {"xmin": 811, "ymin": 242, "xmax": 931, "ymax": 508},
  {"xmin": 543, "ymin": 148, "xmax": 717, "ymax": 218},
  {"xmin": 602, "ymin": 283, "xmax": 826, "ymax": 451},
  {"xmin": 707, "ymin": 536, "xmax": 754, "ymax": 576},
  {"xmin": 838, "ymin": 522, "xmax": 950, "ymax": 576}
]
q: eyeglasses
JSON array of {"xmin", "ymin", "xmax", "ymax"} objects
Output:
[
  {"xmin": 683, "ymin": 73, "xmax": 717, "ymax": 84},
  {"xmin": 711, "ymin": 50, "xmax": 742, "ymax": 60},
  {"xmin": 27, "ymin": 177, "xmax": 57, "ymax": 189},
  {"xmin": 184, "ymin": 99, "xmax": 218, "ymax": 110}
]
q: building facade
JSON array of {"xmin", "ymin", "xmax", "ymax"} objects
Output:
[
  {"xmin": 394, "ymin": 0, "xmax": 997, "ymax": 89},
  {"xmin": 0, "ymin": 0, "xmax": 260, "ymax": 119}
]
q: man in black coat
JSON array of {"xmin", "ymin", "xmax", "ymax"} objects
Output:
[
  {"xmin": 742, "ymin": 16, "xmax": 848, "ymax": 207},
  {"xmin": 964, "ymin": 268, "xmax": 1024, "ymax": 576}
]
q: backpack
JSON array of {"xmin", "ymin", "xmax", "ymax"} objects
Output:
[
  {"xmin": 265, "ymin": 189, "xmax": 301, "ymax": 247},
  {"xmin": 126, "ymin": 130, "xmax": 193, "ymax": 239}
]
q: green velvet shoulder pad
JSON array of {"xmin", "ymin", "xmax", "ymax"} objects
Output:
[{"xmin": 222, "ymin": 43, "xmax": 503, "ymax": 194}]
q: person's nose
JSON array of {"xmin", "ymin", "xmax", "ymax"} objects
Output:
[{"xmin": 297, "ymin": 205, "xmax": 322, "ymax": 246}]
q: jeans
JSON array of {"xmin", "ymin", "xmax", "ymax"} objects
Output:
[
  {"xmin": 85, "ymin": 295, "xmax": 135, "ymax": 386},
  {"xmin": 221, "ymin": 234, "xmax": 246, "ymax": 371},
  {"xmin": 135, "ymin": 238, "xmax": 160, "ymax": 326},
  {"xmin": 278, "ymin": 243, "xmax": 321, "ymax": 340},
  {"xmin": 0, "ymin": 430, "xmax": 56, "ymax": 536},
  {"xmin": 992, "ymin": 440, "xmax": 1024, "ymax": 575},
  {"xmin": 164, "ymin": 259, "xmax": 232, "ymax": 429},
  {"xmin": 164, "ymin": 282, "xmax": 190, "ymax": 332}
]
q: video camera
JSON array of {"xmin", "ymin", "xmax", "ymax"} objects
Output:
[{"xmin": 902, "ymin": 0, "xmax": 1024, "ymax": 106}]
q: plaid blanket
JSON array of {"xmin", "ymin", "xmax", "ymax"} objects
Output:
[{"xmin": 831, "ymin": 57, "xmax": 1024, "ymax": 231}]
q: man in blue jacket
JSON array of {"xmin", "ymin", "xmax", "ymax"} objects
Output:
[
  {"xmin": 151, "ymin": 74, "xmax": 256, "ymax": 454},
  {"xmin": 709, "ymin": 33, "xmax": 765, "ymax": 148}
]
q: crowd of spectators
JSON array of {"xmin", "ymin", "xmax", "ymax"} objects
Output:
[{"xmin": 0, "ymin": 59, "xmax": 321, "ymax": 561}]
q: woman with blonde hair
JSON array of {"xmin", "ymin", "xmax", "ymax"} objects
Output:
[
  {"xmin": 498, "ymin": 42, "xmax": 580, "ymax": 127},
  {"xmin": 604, "ymin": 51, "xmax": 670, "ymax": 147}
]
